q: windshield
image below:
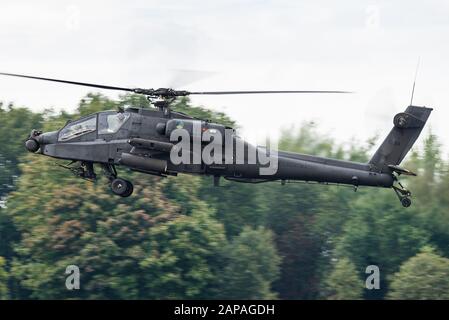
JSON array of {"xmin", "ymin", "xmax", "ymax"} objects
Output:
[
  {"xmin": 98, "ymin": 112, "xmax": 130, "ymax": 134},
  {"xmin": 59, "ymin": 116, "xmax": 97, "ymax": 141}
]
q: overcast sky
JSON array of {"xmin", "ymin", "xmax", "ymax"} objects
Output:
[{"xmin": 1, "ymin": 0, "xmax": 448, "ymax": 154}]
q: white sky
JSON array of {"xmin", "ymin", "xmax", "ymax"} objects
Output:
[{"xmin": 1, "ymin": 0, "xmax": 448, "ymax": 154}]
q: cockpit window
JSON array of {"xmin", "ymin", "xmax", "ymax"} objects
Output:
[
  {"xmin": 59, "ymin": 116, "xmax": 97, "ymax": 141},
  {"xmin": 98, "ymin": 112, "xmax": 130, "ymax": 134}
]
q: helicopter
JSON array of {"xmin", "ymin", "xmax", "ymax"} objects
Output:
[{"xmin": 0, "ymin": 72, "xmax": 432, "ymax": 207}]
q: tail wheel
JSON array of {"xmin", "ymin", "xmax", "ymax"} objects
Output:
[
  {"xmin": 111, "ymin": 178, "xmax": 133, "ymax": 197},
  {"xmin": 401, "ymin": 197, "xmax": 412, "ymax": 208},
  {"xmin": 392, "ymin": 182, "xmax": 412, "ymax": 208}
]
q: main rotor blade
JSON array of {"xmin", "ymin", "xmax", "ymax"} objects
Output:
[
  {"xmin": 0, "ymin": 72, "xmax": 352, "ymax": 97},
  {"xmin": 0, "ymin": 72, "xmax": 135, "ymax": 92},
  {"xmin": 188, "ymin": 90, "xmax": 351, "ymax": 95}
]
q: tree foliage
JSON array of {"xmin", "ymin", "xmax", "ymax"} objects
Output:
[
  {"xmin": 219, "ymin": 227, "xmax": 281, "ymax": 299},
  {"xmin": 324, "ymin": 258, "xmax": 363, "ymax": 300},
  {"xmin": 0, "ymin": 103, "xmax": 43, "ymax": 197},
  {"xmin": 388, "ymin": 247, "xmax": 449, "ymax": 300},
  {"xmin": 0, "ymin": 257, "xmax": 9, "ymax": 299}
]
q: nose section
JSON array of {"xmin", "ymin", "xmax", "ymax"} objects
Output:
[
  {"xmin": 25, "ymin": 129, "xmax": 42, "ymax": 152},
  {"xmin": 25, "ymin": 130, "xmax": 58, "ymax": 153},
  {"xmin": 25, "ymin": 139, "xmax": 40, "ymax": 152},
  {"xmin": 37, "ymin": 131, "xmax": 58, "ymax": 145}
]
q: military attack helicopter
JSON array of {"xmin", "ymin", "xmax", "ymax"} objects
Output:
[{"xmin": 0, "ymin": 72, "xmax": 432, "ymax": 207}]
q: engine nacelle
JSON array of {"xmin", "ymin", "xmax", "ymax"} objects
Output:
[{"xmin": 119, "ymin": 153, "xmax": 167, "ymax": 173}]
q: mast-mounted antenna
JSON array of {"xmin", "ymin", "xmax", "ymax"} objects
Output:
[{"xmin": 410, "ymin": 57, "xmax": 421, "ymax": 106}]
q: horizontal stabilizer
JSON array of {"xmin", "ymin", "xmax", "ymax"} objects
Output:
[{"xmin": 387, "ymin": 164, "xmax": 417, "ymax": 176}]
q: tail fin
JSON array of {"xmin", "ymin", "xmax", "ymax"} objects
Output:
[{"xmin": 369, "ymin": 105, "xmax": 433, "ymax": 172}]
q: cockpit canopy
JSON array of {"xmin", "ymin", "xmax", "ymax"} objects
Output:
[
  {"xmin": 59, "ymin": 111, "xmax": 130, "ymax": 141},
  {"xmin": 99, "ymin": 112, "xmax": 130, "ymax": 134}
]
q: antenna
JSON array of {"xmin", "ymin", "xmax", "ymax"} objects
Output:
[{"xmin": 410, "ymin": 57, "xmax": 421, "ymax": 105}]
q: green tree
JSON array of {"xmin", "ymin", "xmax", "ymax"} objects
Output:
[
  {"xmin": 5, "ymin": 149, "xmax": 230, "ymax": 299},
  {"xmin": 0, "ymin": 103, "xmax": 43, "ymax": 197},
  {"xmin": 139, "ymin": 209, "xmax": 227, "ymax": 299},
  {"xmin": 77, "ymin": 93, "xmax": 119, "ymax": 116},
  {"xmin": 388, "ymin": 246, "xmax": 449, "ymax": 300},
  {"xmin": 199, "ymin": 181, "xmax": 268, "ymax": 237},
  {"xmin": 0, "ymin": 211, "xmax": 19, "ymax": 260},
  {"xmin": 334, "ymin": 190, "xmax": 430, "ymax": 299},
  {"xmin": 402, "ymin": 134, "xmax": 449, "ymax": 257},
  {"xmin": 324, "ymin": 258, "xmax": 363, "ymax": 300},
  {"xmin": 0, "ymin": 256, "xmax": 8, "ymax": 299},
  {"xmin": 219, "ymin": 227, "xmax": 281, "ymax": 299},
  {"xmin": 253, "ymin": 125, "xmax": 365, "ymax": 299}
]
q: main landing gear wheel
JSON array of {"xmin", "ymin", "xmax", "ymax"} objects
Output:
[
  {"xmin": 121, "ymin": 180, "xmax": 134, "ymax": 197},
  {"xmin": 111, "ymin": 178, "xmax": 134, "ymax": 197}
]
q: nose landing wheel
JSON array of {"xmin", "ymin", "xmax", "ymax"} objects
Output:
[{"xmin": 111, "ymin": 178, "xmax": 134, "ymax": 197}]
